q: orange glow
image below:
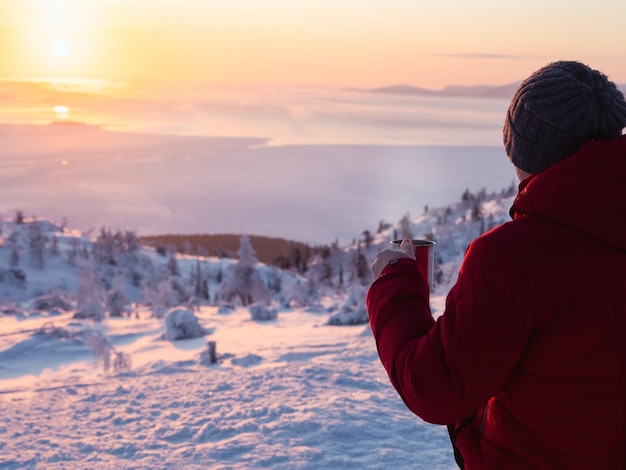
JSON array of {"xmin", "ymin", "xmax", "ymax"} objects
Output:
[{"xmin": 0, "ymin": 1, "xmax": 625, "ymax": 89}]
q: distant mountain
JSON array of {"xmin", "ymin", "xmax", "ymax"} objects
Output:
[
  {"xmin": 366, "ymin": 84, "xmax": 440, "ymax": 96},
  {"xmin": 367, "ymin": 82, "xmax": 626, "ymax": 101},
  {"xmin": 366, "ymin": 82, "xmax": 521, "ymax": 100}
]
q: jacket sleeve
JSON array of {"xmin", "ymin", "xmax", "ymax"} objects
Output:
[{"xmin": 366, "ymin": 235, "xmax": 535, "ymax": 425}]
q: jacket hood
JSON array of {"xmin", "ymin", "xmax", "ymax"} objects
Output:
[{"xmin": 511, "ymin": 135, "xmax": 626, "ymax": 252}]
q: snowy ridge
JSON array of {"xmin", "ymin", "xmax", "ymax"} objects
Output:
[{"xmin": 0, "ymin": 186, "xmax": 516, "ymax": 469}]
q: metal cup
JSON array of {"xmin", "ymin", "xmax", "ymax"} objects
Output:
[{"xmin": 391, "ymin": 239, "xmax": 436, "ymax": 290}]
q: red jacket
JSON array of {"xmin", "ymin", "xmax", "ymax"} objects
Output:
[{"xmin": 367, "ymin": 136, "xmax": 626, "ymax": 469}]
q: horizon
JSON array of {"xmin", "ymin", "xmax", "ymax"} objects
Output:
[{"xmin": 2, "ymin": 0, "xmax": 625, "ymax": 140}]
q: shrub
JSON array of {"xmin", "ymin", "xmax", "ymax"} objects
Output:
[
  {"xmin": 249, "ymin": 303, "xmax": 277, "ymax": 321},
  {"xmin": 328, "ymin": 305, "xmax": 368, "ymax": 325},
  {"xmin": 163, "ymin": 308, "xmax": 204, "ymax": 341}
]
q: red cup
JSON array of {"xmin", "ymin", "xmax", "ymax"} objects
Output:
[{"xmin": 391, "ymin": 239, "xmax": 436, "ymax": 290}]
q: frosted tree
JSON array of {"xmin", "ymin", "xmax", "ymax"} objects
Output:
[
  {"xmin": 352, "ymin": 245, "xmax": 372, "ymax": 286},
  {"xmin": 67, "ymin": 237, "xmax": 80, "ymax": 266},
  {"xmin": 107, "ymin": 273, "xmax": 130, "ymax": 317},
  {"xmin": 306, "ymin": 248, "xmax": 332, "ymax": 295},
  {"xmin": 93, "ymin": 228, "xmax": 113, "ymax": 265},
  {"xmin": 330, "ymin": 240, "xmax": 345, "ymax": 291},
  {"xmin": 362, "ymin": 230, "xmax": 372, "ymax": 248},
  {"xmin": 85, "ymin": 330, "xmax": 131, "ymax": 373},
  {"xmin": 14, "ymin": 210, "xmax": 24, "ymax": 225},
  {"xmin": 28, "ymin": 222, "xmax": 46, "ymax": 269},
  {"xmin": 238, "ymin": 234, "xmax": 257, "ymax": 265},
  {"xmin": 146, "ymin": 280, "xmax": 179, "ymax": 319},
  {"xmin": 219, "ymin": 235, "xmax": 269, "ymax": 306},
  {"xmin": 8, "ymin": 232, "xmax": 21, "ymax": 268},
  {"xmin": 398, "ymin": 212, "xmax": 413, "ymax": 239},
  {"xmin": 75, "ymin": 268, "xmax": 106, "ymax": 321},
  {"xmin": 50, "ymin": 235, "xmax": 60, "ymax": 256},
  {"xmin": 279, "ymin": 277, "xmax": 311, "ymax": 308},
  {"xmin": 167, "ymin": 248, "xmax": 180, "ymax": 276},
  {"xmin": 170, "ymin": 276, "xmax": 191, "ymax": 305},
  {"xmin": 192, "ymin": 259, "xmax": 210, "ymax": 302},
  {"xmin": 125, "ymin": 231, "xmax": 139, "ymax": 251}
]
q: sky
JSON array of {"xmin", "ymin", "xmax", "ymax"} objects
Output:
[{"xmin": 2, "ymin": 0, "xmax": 626, "ymax": 90}]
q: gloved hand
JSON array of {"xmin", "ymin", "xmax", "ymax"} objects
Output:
[{"xmin": 371, "ymin": 238, "xmax": 416, "ymax": 279}]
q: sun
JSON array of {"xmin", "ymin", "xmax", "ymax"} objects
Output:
[{"xmin": 52, "ymin": 37, "xmax": 74, "ymax": 58}]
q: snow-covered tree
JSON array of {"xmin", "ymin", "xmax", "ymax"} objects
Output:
[
  {"xmin": 219, "ymin": 235, "xmax": 269, "ymax": 306},
  {"xmin": 67, "ymin": 237, "xmax": 79, "ymax": 266},
  {"xmin": 125, "ymin": 231, "xmax": 139, "ymax": 252},
  {"xmin": 107, "ymin": 274, "xmax": 130, "ymax": 317},
  {"xmin": 14, "ymin": 210, "xmax": 24, "ymax": 225},
  {"xmin": 28, "ymin": 221, "xmax": 46, "ymax": 269},
  {"xmin": 50, "ymin": 235, "xmax": 59, "ymax": 256},
  {"xmin": 167, "ymin": 250, "xmax": 180, "ymax": 277},
  {"xmin": 145, "ymin": 280, "xmax": 180, "ymax": 319},
  {"xmin": 278, "ymin": 277, "xmax": 310, "ymax": 308},
  {"xmin": 362, "ymin": 230, "xmax": 372, "ymax": 248},
  {"xmin": 84, "ymin": 330, "xmax": 131, "ymax": 373},
  {"xmin": 238, "ymin": 235, "xmax": 257, "ymax": 265},
  {"xmin": 352, "ymin": 245, "xmax": 372, "ymax": 286},
  {"xmin": 398, "ymin": 212, "xmax": 413, "ymax": 239},
  {"xmin": 192, "ymin": 259, "xmax": 210, "ymax": 302},
  {"xmin": 8, "ymin": 232, "xmax": 21, "ymax": 268},
  {"xmin": 75, "ymin": 268, "xmax": 106, "ymax": 321}
]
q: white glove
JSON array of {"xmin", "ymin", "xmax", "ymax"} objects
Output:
[{"xmin": 371, "ymin": 238, "xmax": 415, "ymax": 279}]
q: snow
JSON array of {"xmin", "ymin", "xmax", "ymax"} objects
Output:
[
  {"xmin": 0, "ymin": 189, "xmax": 516, "ymax": 469},
  {"xmin": 1, "ymin": 308, "xmax": 456, "ymax": 469}
]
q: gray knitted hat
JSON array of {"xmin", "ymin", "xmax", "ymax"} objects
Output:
[{"xmin": 503, "ymin": 61, "xmax": 626, "ymax": 174}]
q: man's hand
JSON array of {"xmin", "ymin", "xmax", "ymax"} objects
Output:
[{"xmin": 371, "ymin": 238, "xmax": 415, "ymax": 279}]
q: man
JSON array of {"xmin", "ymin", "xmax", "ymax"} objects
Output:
[{"xmin": 366, "ymin": 61, "xmax": 626, "ymax": 469}]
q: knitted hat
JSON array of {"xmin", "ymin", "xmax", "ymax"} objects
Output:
[{"xmin": 503, "ymin": 61, "xmax": 626, "ymax": 174}]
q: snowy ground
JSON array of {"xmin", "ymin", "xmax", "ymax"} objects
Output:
[
  {"xmin": 0, "ymin": 140, "xmax": 516, "ymax": 468},
  {"xmin": 0, "ymin": 300, "xmax": 456, "ymax": 469},
  {"xmin": 0, "ymin": 219, "xmax": 477, "ymax": 469}
]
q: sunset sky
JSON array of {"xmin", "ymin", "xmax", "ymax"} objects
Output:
[{"xmin": 2, "ymin": 0, "xmax": 626, "ymax": 90}]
